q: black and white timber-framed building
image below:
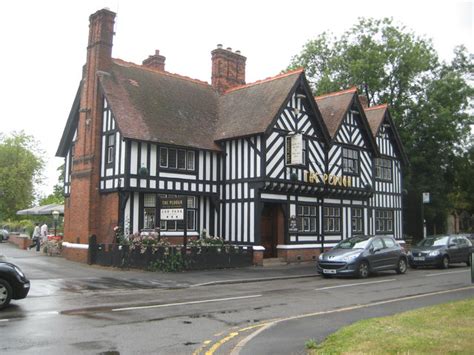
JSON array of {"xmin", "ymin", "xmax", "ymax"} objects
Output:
[{"xmin": 56, "ymin": 9, "xmax": 408, "ymax": 262}]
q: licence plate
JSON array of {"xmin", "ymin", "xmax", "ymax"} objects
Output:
[
  {"xmin": 323, "ymin": 269, "xmax": 337, "ymax": 274},
  {"xmin": 414, "ymin": 256, "xmax": 425, "ymax": 261}
]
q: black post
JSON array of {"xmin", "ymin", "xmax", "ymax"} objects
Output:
[
  {"xmin": 471, "ymin": 252, "xmax": 474, "ymax": 284},
  {"xmin": 88, "ymin": 235, "xmax": 97, "ymax": 265},
  {"xmin": 183, "ymin": 196, "xmax": 188, "ymax": 256}
]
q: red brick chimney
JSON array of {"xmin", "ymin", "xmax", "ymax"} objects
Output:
[
  {"xmin": 65, "ymin": 8, "xmax": 117, "ymax": 245},
  {"xmin": 143, "ymin": 50, "xmax": 166, "ymax": 71},
  {"xmin": 211, "ymin": 44, "xmax": 246, "ymax": 93}
]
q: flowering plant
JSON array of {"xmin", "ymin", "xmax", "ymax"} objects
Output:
[
  {"xmin": 129, "ymin": 232, "xmax": 174, "ymax": 254},
  {"xmin": 188, "ymin": 231, "xmax": 234, "ymax": 253}
]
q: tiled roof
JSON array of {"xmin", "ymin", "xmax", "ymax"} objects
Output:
[
  {"xmin": 365, "ymin": 104, "xmax": 388, "ymax": 136},
  {"xmin": 216, "ymin": 70, "xmax": 303, "ymax": 141},
  {"xmin": 99, "ymin": 61, "xmax": 306, "ymax": 146},
  {"xmin": 315, "ymin": 88, "xmax": 357, "ymax": 138},
  {"xmin": 99, "ymin": 60, "xmax": 221, "ymax": 151}
]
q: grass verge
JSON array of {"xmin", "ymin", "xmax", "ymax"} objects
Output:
[{"xmin": 307, "ymin": 297, "xmax": 474, "ymax": 354}]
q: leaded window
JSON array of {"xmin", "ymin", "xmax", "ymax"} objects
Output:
[
  {"xmin": 159, "ymin": 147, "xmax": 195, "ymax": 171},
  {"xmin": 375, "ymin": 210, "xmax": 393, "ymax": 233},
  {"xmin": 352, "ymin": 207, "xmax": 363, "ymax": 233},
  {"xmin": 375, "ymin": 158, "xmax": 392, "ymax": 181},
  {"xmin": 324, "ymin": 206, "xmax": 341, "ymax": 233},
  {"xmin": 297, "ymin": 205, "xmax": 317, "ymax": 232},
  {"xmin": 342, "ymin": 147, "xmax": 359, "ymax": 175}
]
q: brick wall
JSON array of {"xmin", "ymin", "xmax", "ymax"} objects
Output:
[
  {"xmin": 62, "ymin": 245, "xmax": 88, "ymax": 264},
  {"xmin": 64, "ymin": 9, "xmax": 117, "ymax": 246},
  {"xmin": 277, "ymin": 248, "xmax": 324, "ymax": 263},
  {"xmin": 8, "ymin": 234, "xmax": 31, "ymax": 250}
]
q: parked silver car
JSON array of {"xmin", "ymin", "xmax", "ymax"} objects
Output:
[{"xmin": 317, "ymin": 235, "xmax": 408, "ymax": 278}]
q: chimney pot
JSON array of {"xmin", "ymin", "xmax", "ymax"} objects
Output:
[
  {"xmin": 142, "ymin": 49, "xmax": 166, "ymax": 71},
  {"xmin": 217, "ymin": 44, "xmax": 223, "ymax": 49},
  {"xmin": 226, "ymin": 47, "xmax": 232, "ymax": 51},
  {"xmin": 235, "ymin": 50, "xmax": 241, "ymax": 54}
]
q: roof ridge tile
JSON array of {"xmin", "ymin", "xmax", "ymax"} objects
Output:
[
  {"xmin": 365, "ymin": 103, "xmax": 388, "ymax": 111},
  {"xmin": 223, "ymin": 68, "xmax": 304, "ymax": 94},
  {"xmin": 112, "ymin": 58, "xmax": 211, "ymax": 87},
  {"xmin": 315, "ymin": 86, "xmax": 358, "ymax": 100}
]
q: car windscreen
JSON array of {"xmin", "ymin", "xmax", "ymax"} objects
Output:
[
  {"xmin": 335, "ymin": 238, "xmax": 370, "ymax": 249},
  {"xmin": 418, "ymin": 236, "xmax": 449, "ymax": 247}
]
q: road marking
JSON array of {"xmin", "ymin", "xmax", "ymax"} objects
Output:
[
  {"xmin": 426, "ymin": 270, "xmax": 469, "ymax": 277},
  {"xmin": 0, "ymin": 319, "xmax": 9, "ymax": 322},
  {"xmin": 315, "ymin": 278, "xmax": 397, "ymax": 291},
  {"xmin": 222, "ymin": 285, "xmax": 474, "ymax": 355},
  {"xmin": 205, "ymin": 332, "xmax": 239, "ymax": 355},
  {"xmin": 112, "ymin": 294, "xmax": 262, "ymax": 312}
]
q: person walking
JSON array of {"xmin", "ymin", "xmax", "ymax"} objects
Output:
[
  {"xmin": 29, "ymin": 223, "xmax": 41, "ymax": 251},
  {"xmin": 40, "ymin": 223, "xmax": 48, "ymax": 244}
]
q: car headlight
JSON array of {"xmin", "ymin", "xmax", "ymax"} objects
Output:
[
  {"xmin": 13, "ymin": 266, "xmax": 25, "ymax": 278},
  {"xmin": 318, "ymin": 253, "xmax": 324, "ymax": 261},
  {"xmin": 407, "ymin": 251, "xmax": 412, "ymax": 256},
  {"xmin": 342, "ymin": 254, "xmax": 360, "ymax": 262},
  {"xmin": 429, "ymin": 250, "xmax": 440, "ymax": 256}
]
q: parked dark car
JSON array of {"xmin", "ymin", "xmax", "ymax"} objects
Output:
[
  {"xmin": 0, "ymin": 261, "xmax": 30, "ymax": 310},
  {"xmin": 317, "ymin": 235, "xmax": 408, "ymax": 278},
  {"xmin": 0, "ymin": 228, "xmax": 9, "ymax": 242},
  {"xmin": 408, "ymin": 235, "xmax": 472, "ymax": 269}
]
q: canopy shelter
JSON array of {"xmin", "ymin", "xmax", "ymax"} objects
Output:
[{"xmin": 16, "ymin": 204, "xmax": 64, "ymax": 216}]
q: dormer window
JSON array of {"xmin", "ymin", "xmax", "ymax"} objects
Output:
[{"xmin": 342, "ymin": 147, "xmax": 359, "ymax": 175}]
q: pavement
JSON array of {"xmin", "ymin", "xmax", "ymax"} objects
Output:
[{"xmin": 0, "ymin": 241, "xmax": 319, "ymax": 291}]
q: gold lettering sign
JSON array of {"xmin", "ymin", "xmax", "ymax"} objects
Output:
[{"xmin": 303, "ymin": 170, "xmax": 352, "ymax": 187}]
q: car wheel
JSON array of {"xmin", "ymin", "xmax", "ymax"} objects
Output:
[
  {"xmin": 358, "ymin": 261, "xmax": 369, "ymax": 279},
  {"xmin": 396, "ymin": 258, "xmax": 407, "ymax": 274},
  {"xmin": 440, "ymin": 255, "xmax": 449, "ymax": 269},
  {"xmin": 0, "ymin": 279, "xmax": 12, "ymax": 310}
]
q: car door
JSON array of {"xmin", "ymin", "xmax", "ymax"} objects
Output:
[
  {"xmin": 368, "ymin": 238, "xmax": 387, "ymax": 270},
  {"xmin": 447, "ymin": 237, "xmax": 461, "ymax": 263},
  {"xmin": 457, "ymin": 237, "xmax": 470, "ymax": 262},
  {"xmin": 382, "ymin": 237, "xmax": 400, "ymax": 268}
]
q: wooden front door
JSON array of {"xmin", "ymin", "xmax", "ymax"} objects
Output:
[{"xmin": 260, "ymin": 204, "xmax": 284, "ymax": 258}]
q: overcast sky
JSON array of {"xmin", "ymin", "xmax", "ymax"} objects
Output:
[{"xmin": 0, "ymin": 0, "xmax": 472, "ymax": 200}]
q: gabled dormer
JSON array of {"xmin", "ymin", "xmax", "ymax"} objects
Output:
[
  {"xmin": 316, "ymin": 88, "xmax": 378, "ymax": 194},
  {"xmin": 365, "ymin": 104, "xmax": 408, "ymax": 166}
]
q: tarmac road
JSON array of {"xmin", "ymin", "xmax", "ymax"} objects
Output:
[{"xmin": 1, "ymin": 242, "xmax": 473, "ymax": 354}]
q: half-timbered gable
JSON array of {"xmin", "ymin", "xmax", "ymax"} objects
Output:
[
  {"xmin": 366, "ymin": 104, "xmax": 408, "ymax": 239},
  {"xmin": 315, "ymin": 89, "xmax": 379, "ymax": 243}
]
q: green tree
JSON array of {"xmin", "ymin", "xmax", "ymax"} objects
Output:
[
  {"xmin": 0, "ymin": 131, "xmax": 45, "ymax": 220},
  {"xmin": 288, "ymin": 18, "xmax": 473, "ymax": 234},
  {"xmin": 39, "ymin": 164, "xmax": 65, "ymax": 205}
]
